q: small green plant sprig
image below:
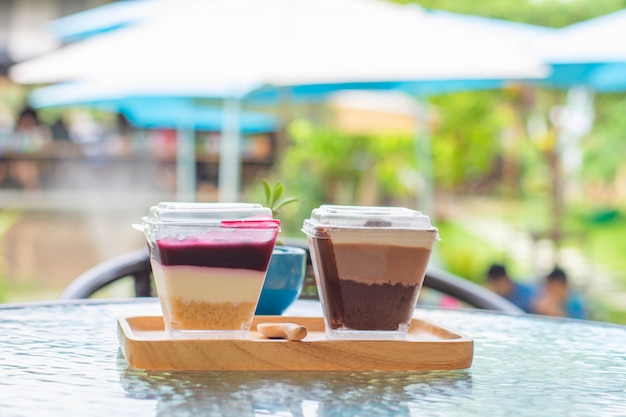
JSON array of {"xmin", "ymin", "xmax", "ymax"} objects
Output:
[{"xmin": 262, "ymin": 179, "xmax": 298, "ymax": 219}]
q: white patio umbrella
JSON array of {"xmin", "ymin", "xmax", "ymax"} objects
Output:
[
  {"xmin": 535, "ymin": 9, "xmax": 626, "ymax": 64},
  {"xmin": 10, "ymin": 0, "xmax": 547, "ymax": 87},
  {"xmin": 424, "ymin": 8, "xmax": 626, "ymax": 92},
  {"xmin": 10, "ymin": 0, "xmax": 549, "ymax": 204}
]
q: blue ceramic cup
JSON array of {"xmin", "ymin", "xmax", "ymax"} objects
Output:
[{"xmin": 255, "ymin": 245, "xmax": 307, "ymax": 315}]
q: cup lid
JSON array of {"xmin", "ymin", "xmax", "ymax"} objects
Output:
[
  {"xmin": 302, "ymin": 205, "xmax": 437, "ymax": 233},
  {"xmin": 142, "ymin": 202, "xmax": 278, "ymax": 228}
]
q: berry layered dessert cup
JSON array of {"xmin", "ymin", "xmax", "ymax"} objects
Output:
[
  {"xmin": 303, "ymin": 205, "xmax": 438, "ymax": 340},
  {"xmin": 138, "ymin": 202, "xmax": 280, "ymax": 339}
]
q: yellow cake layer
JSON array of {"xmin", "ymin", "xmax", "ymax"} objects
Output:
[{"xmin": 165, "ymin": 297, "xmax": 257, "ymax": 331}]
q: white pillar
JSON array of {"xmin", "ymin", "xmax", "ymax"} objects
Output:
[
  {"xmin": 414, "ymin": 98, "xmax": 434, "ymax": 219},
  {"xmin": 176, "ymin": 102, "xmax": 196, "ymax": 201},
  {"xmin": 218, "ymin": 96, "xmax": 242, "ymax": 202}
]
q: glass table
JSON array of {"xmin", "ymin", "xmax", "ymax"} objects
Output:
[{"xmin": 1, "ymin": 299, "xmax": 624, "ymax": 417}]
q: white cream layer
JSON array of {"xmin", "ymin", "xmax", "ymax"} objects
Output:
[{"xmin": 151, "ymin": 262, "xmax": 266, "ymax": 303}]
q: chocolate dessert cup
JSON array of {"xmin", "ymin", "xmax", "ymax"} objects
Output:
[
  {"xmin": 137, "ymin": 202, "xmax": 280, "ymax": 339},
  {"xmin": 303, "ymin": 205, "xmax": 438, "ymax": 340}
]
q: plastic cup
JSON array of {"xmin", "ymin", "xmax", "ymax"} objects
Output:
[
  {"xmin": 137, "ymin": 202, "xmax": 280, "ymax": 339},
  {"xmin": 302, "ymin": 205, "xmax": 438, "ymax": 340}
]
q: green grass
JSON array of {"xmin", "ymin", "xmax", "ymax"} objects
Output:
[
  {"xmin": 440, "ymin": 197, "xmax": 626, "ymax": 324},
  {"xmin": 565, "ymin": 211, "xmax": 626, "ymax": 274},
  {"xmin": 0, "ymin": 210, "xmax": 22, "ymax": 303},
  {"xmin": 607, "ymin": 309, "xmax": 626, "ymax": 325},
  {"xmin": 0, "ymin": 281, "xmax": 61, "ymax": 303},
  {"xmin": 0, "ymin": 210, "xmax": 20, "ymax": 235},
  {"xmin": 435, "ymin": 221, "xmax": 513, "ymax": 285},
  {"xmin": 458, "ymin": 197, "xmax": 626, "ymax": 286}
]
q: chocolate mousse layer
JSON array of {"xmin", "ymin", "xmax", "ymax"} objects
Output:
[
  {"xmin": 338, "ymin": 280, "xmax": 419, "ymax": 330},
  {"xmin": 310, "ymin": 235, "xmax": 430, "ymax": 331}
]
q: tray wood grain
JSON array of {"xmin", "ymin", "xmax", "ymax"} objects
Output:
[{"xmin": 117, "ymin": 315, "xmax": 473, "ymax": 371}]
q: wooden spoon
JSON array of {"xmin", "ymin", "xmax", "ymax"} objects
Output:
[{"xmin": 257, "ymin": 322, "xmax": 307, "ymax": 341}]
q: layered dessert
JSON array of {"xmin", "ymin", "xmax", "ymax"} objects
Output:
[
  {"xmin": 151, "ymin": 233, "xmax": 276, "ymax": 333},
  {"xmin": 303, "ymin": 205, "xmax": 438, "ymax": 339},
  {"xmin": 309, "ymin": 229, "xmax": 434, "ymax": 331},
  {"xmin": 137, "ymin": 202, "xmax": 279, "ymax": 339}
]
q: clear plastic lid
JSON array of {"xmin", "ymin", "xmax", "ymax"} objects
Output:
[
  {"xmin": 141, "ymin": 202, "xmax": 278, "ymax": 227},
  {"xmin": 302, "ymin": 205, "xmax": 437, "ymax": 237}
]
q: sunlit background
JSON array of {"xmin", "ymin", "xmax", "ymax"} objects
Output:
[{"xmin": 1, "ymin": 0, "xmax": 626, "ymax": 324}]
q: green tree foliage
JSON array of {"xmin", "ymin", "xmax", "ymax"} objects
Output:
[
  {"xmin": 274, "ymin": 119, "xmax": 418, "ymax": 234},
  {"xmin": 396, "ymin": 0, "xmax": 626, "ymax": 27},
  {"xmin": 580, "ymin": 93, "xmax": 626, "ymax": 206},
  {"xmin": 584, "ymin": 94, "xmax": 626, "ymax": 181},
  {"xmin": 400, "ymin": 0, "xmax": 626, "ymax": 205},
  {"xmin": 429, "ymin": 90, "xmax": 516, "ymax": 192}
]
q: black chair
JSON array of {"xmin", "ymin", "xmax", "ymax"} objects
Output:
[
  {"xmin": 61, "ymin": 242, "xmax": 523, "ymax": 314},
  {"xmin": 61, "ymin": 248, "xmax": 153, "ymax": 299}
]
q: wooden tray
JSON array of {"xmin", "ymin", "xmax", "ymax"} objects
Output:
[{"xmin": 117, "ymin": 316, "xmax": 473, "ymax": 371}]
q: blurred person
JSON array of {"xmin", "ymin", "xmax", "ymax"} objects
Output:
[
  {"xmin": 531, "ymin": 267, "xmax": 587, "ymax": 319},
  {"xmin": 13, "ymin": 106, "xmax": 50, "ymax": 151},
  {"xmin": 107, "ymin": 113, "xmax": 133, "ymax": 155},
  {"xmin": 51, "ymin": 117, "xmax": 70, "ymax": 141},
  {"xmin": 485, "ymin": 263, "xmax": 535, "ymax": 313},
  {"xmin": 0, "ymin": 103, "xmax": 15, "ymax": 185},
  {"xmin": 5, "ymin": 106, "xmax": 51, "ymax": 189},
  {"xmin": 0, "ymin": 159, "xmax": 6, "ymax": 185}
]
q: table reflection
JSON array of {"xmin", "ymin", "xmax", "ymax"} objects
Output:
[{"xmin": 117, "ymin": 352, "xmax": 472, "ymax": 417}]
